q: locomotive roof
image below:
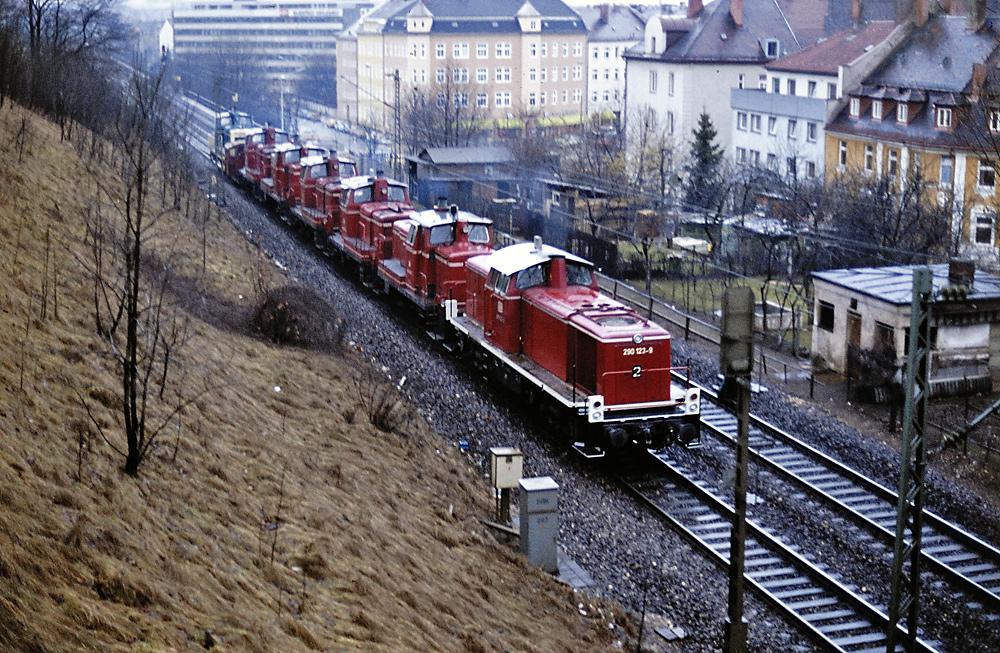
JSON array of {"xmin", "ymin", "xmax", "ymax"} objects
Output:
[
  {"xmin": 340, "ymin": 175, "xmax": 406, "ymax": 190},
  {"xmin": 476, "ymin": 241, "xmax": 591, "ymax": 276},
  {"xmin": 410, "ymin": 208, "xmax": 491, "ymax": 228},
  {"xmin": 272, "ymin": 142, "xmax": 300, "ymax": 153},
  {"xmin": 300, "ymin": 155, "xmax": 327, "ymax": 167}
]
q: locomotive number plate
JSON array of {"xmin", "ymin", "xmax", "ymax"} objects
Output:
[{"xmin": 622, "ymin": 346, "xmax": 654, "ymax": 356}]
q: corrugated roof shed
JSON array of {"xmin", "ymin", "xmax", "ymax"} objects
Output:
[{"xmin": 812, "ymin": 264, "xmax": 1000, "ymax": 305}]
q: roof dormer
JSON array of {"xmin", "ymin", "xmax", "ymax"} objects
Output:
[
  {"xmin": 406, "ymin": 2, "xmax": 433, "ymax": 33},
  {"xmin": 516, "ymin": 1, "xmax": 541, "ymax": 32}
]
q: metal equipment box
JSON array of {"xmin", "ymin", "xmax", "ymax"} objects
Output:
[
  {"xmin": 489, "ymin": 447, "xmax": 523, "ymax": 489},
  {"xmin": 519, "ymin": 476, "xmax": 559, "ymax": 573}
]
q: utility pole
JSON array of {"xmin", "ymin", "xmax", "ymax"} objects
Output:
[
  {"xmin": 886, "ymin": 266, "xmax": 932, "ymax": 652},
  {"xmin": 721, "ymin": 286, "xmax": 754, "ymax": 653},
  {"xmin": 393, "ymin": 69, "xmax": 401, "ymax": 179}
]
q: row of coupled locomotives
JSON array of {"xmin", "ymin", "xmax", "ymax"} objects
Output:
[{"xmin": 212, "ymin": 111, "xmax": 701, "ymax": 456}]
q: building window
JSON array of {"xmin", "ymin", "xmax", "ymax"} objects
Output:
[
  {"xmin": 750, "ymin": 114, "xmax": 762, "ymax": 132},
  {"xmin": 477, "ymin": 43, "xmax": 488, "ymax": 58},
  {"xmin": 562, "ymin": 42, "xmax": 568, "ymax": 56},
  {"xmin": 875, "ymin": 322, "xmax": 895, "ymax": 352},
  {"xmin": 828, "ymin": 82, "xmax": 837, "ymax": 99},
  {"xmin": 436, "ymin": 43, "xmax": 445, "ymax": 59},
  {"xmin": 850, "ymin": 97, "xmax": 860, "ymax": 117},
  {"xmin": 767, "ymin": 153, "xmax": 777, "ymax": 169},
  {"xmin": 453, "ymin": 43, "xmax": 468, "ymax": 58},
  {"xmin": 476, "ymin": 93, "xmax": 487, "ymax": 108},
  {"xmin": 591, "ymin": 91, "xmax": 598, "ymax": 103},
  {"xmin": 649, "ymin": 71, "xmax": 657, "ymax": 93},
  {"xmin": 974, "ymin": 207, "xmax": 996, "ymax": 245},
  {"xmin": 978, "ymin": 161, "xmax": 996, "ymax": 190},
  {"xmin": 667, "ymin": 111, "xmax": 674, "ymax": 135},
  {"xmin": 436, "ymin": 93, "xmax": 445, "ymax": 107},
  {"xmin": 864, "ymin": 144, "xmax": 874, "ymax": 172},
  {"xmin": 991, "ymin": 110, "xmax": 1000, "ymax": 132},
  {"xmin": 767, "ymin": 116, "xmax": 777, "ymax": 135},
  {"xmin": 807, "ymin": 161, "xmax": 817, "ymax": 177},
  {"xmin": 839, "ymin": 140, "xmax": 847, "ymax": 167},
  {"xmin": 787, "ymin": 79, "xmax": 796, "ymax": 95},
  {"xmin": 573, "ymin": 65, "xmax": 581, "ymax": 80},
  {"xmin": 573, "ymin": 42, "xmax": 582, "ymax": 56},
  {"xmin": 436, "ymin": 68, "xmax": 445, "ymax": 84},
  {"xmin": 495, "ymin": 67, "xmax": 511, "ymax": 83},
  {"xmin": 604, "ymin": 68, "xmax": 609, "ymax": 80},
  {"xmin": 604, "ymin": 46, "xmax": 610, "ymax": 58},
  {"xmin": 787, "ymin": 119, "xmax": 797, "ymax": 139},
  {"xmin": 765, "ymin": 39, "xmax": 779, "ymax": 57},
  {"xmin": 562, "ymin": 66, "xmax": 568, "ymax": 81},
  {"xmin": 453, "ymin": 68, "xmax": 468, "ymax": 83},
  {"xmin": 872, "ymin": 100, "xmax": 883, "ymax": 120},
  {"xmin": 738, "ymin": 74, "xmax": 745, "ymax": 89},
  {"xmin": 940, "ymin": 156, "xmax": 954, "ymax": 187},
  {"xmin": 897, "ymin": 104, "xmax": 908, "ymax": 123},
  {"xmin": 454, "ymin": 93, "xmax": 468, "ymax": 107},
  {"xmin": 818, "ymin": 301, "xmax": 835, "ymax": 332},
  {"xmin": 573, "ymin": 88, "xmax": 581, "ymax": 103},
  {"xmin": 806, "ymin": 122, "xmax": 817, "ymax": 141},
  {"xmin": 937, "ymin": 107, "xmax": 953, "ymax": 128},
  {"xmin": 787, "ymin": 157, "xmax": 797, "ymax": 179},
  {"xmin": 496, "ymin": 42, "xmax": 511, "ymax": 58},
  {"xmin": 551, "ymin": 90, "xmax": 557, "ymax": 105},
  {"xmin": 737, "ymin": 112, "xmax": 748, "ymax": 130},
  {"xmin": 736, "ymin": 147, "xmax": 747, "ymax": 164},
  {"xmin": 807, "ymin": 80, "xmax": 816, "ymax": 97},
  {"xmin": 529, "ymin": 43, "xmax": 536, "ymax": 57},
  {"xmin": 541, "ymin": 43, "xmax": 547, "ymax": 57},
  {"xmin": 668, "ymin": 72, "xmax": 674, "ymax": 96},
  {"xmin": 888, "ymin": 149, "xmax": 899, "ymax": 176},
  {"xmin": 759, "ymin": 74, "xmax": 767, "ymax": 90},
  {"xmin": 528, "ymin": 67, "xmax": 536, "ymax": 81},
  {"xmin": 528, "ymin": 92, "xmax": 536, "ymax": 107},
  {"xmin": 772, "ymin": 77, "xmax": 780, "ymax": 93}
]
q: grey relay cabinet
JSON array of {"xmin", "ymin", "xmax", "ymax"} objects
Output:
[{"xmin": 518, "ymin": 476, "xmax": 559, "ymax": 573}]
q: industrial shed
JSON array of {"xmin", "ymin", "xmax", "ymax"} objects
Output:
[{"xmin": 811, "ymin": 261, "xmax": 1000, "ymax": 396}]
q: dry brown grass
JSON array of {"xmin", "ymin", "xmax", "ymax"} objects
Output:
[{"xmin": 0, "ymin": 102, "xmax": 631, "ymax": 651}]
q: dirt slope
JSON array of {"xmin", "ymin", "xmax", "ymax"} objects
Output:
[{"xmin": 0, "ymin": 102, "xmax": 628, "ymax": 651}]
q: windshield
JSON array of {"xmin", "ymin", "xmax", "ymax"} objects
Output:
[
  {"xmin": 515, "ymin": 264, "xmax": 547, "ymax": 290},
  {"xmin": 429, "ymin": 224, "xmax": 455, "ymax": 246},
  {"xmin": 468, "ymin": 224, "xmax": 490, "ymax": 244},
  {"xmin": 566, "ymin": 261, "xmax": 594, "ymax": 286},
  {"xmin": 284, "ymin": 150, "xmax": 300, "ymax": 164},
  {"xmin": 341, "ymin": 162, "xmax": 358, "ymax": 177},
  {"xmin": 352, "ymin": 186, "xmax": 373, "ymax": 203},
  {"xmin": 387, "ymin": 184, "xmax": 407, "ymax": 202}
]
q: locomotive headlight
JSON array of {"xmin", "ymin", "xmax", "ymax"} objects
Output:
[
  {"xmin": 686, "ymin": 389, "xmax": 701, "ymax": 414},
  {"xmin": 632, "ymin": 334, "xmax": 643, "ymax": 345}
]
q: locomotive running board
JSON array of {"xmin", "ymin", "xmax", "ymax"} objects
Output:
[{"xmin": 572, "ymin": 442, "xmax": 606, "ymax": 459}]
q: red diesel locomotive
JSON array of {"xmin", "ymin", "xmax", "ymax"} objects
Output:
[
  {"xmin": 447, "ymin": 237, "xmax": 700, "ymax": 455},
  {"xmin": 210, "ymin": 112, "xmax": 699, "ymax": 455}
]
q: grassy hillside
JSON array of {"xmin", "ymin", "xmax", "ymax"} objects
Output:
[{"xmin": 0, "ymin": 102, "xmax": 629, "ymax": 651}]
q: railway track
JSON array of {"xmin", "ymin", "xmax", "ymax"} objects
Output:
[
  {"xmin": 619, "ymin": 448, "xmax": 942, "ymax": 653},
  {"xmin": 694, "ymin": 386, "xmax": 1000, "ymax": 616}
]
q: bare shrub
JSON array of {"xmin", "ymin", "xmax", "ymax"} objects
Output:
[
  {"xmin": 249, "ymin": 285, "xmax": 346, "ymax": 352},
  {"xmin": 353, "ymin": 369, "xmax": 410, "ymax": 434}
]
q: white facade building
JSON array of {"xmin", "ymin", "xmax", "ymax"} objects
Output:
[{"xmin": 575, "ymin": 4, "xmax": 650, "ymax": 117}]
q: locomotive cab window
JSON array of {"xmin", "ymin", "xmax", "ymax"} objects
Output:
[
  {"xmin": 487, "ymin": 270, "xmax": 511, "ymax": 294},
  {"xmin": 407, "ymin": 224, "xmax": 419, "ymax": 246},
  {"xmin": 515, "ymin": 263, "xmax": 547, "ymax": 290},
  {"xmin": 566, "ymin": 261, "xmax": 593, "ymax": 286},
  {"xmin": 285, "ymin": 150, "xmax": 300, "ymax": 164},
  {"xmin": 353, "ymin": 186, "xmax": 373, "ymax": 203},
  {"xmin": 429, "ymin": 224, "xmax": 455, "ymax": 246},
  {"xmin": 342, "ymin": 162, "xmax": 358, "ymax": 176},
  {"xmin": 307, "ymin": 165, "xmax": 325, "ymax": 179},
  {"xmin": 387, "ymin": 185, "xmax": 407, "ymax": 202},
  {"xmin": 468, "ymin": 224, "xmax": 490, "ymax": 244}
]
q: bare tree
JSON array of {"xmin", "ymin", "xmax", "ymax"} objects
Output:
[
  {"xmin": 401, "ymin": 68, "xmax": 488, "ymax": 153},
  {"xmin": 81, "ymin": 64, "xmax": 198, "ymax": 476}
]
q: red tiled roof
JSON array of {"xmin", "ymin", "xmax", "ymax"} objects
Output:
[{"xmin": 766, "ymin": 21, "xmax": 896, "ymax": 74}]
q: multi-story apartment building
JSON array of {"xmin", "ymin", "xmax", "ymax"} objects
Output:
[
  {"xmin": 346, "ymin": 0, "xmax": 587, "ymax": 131},
  {"xmin": 575, "ymin": 4, "xmax": 650, "ymax": 118},
  {"xmin": 171, "ymin": 0, "xmax": 373, "ymax": 84},
  {"xmin": 729, "ymin": 22, "xmax": 897, "ymax": 183},
  {"xmin": 623, "ymin": 0, "xmax": 799, "ymax": 153},
  {"xmin": 825, "ymin": 8, "xmax": 1000, "ymax": 259}
]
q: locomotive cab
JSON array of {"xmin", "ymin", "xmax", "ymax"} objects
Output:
[
  {"xmin": 283, "ymin": 146, "xmax": 327, "ymax": 207},
  {"xmin": 338, "ymin": 176, "xmax": 413, "ymax": 274},
  {"xmin": 379, "ymin": 205, "xmax": 493, "ymax": 311}
]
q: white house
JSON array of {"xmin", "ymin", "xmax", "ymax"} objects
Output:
[{"xmin": 575, "ymin": 4, "xmax": 652, "ymax": 118}]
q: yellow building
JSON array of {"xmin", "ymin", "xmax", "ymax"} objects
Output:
[
  {"xmin": 345, "ymin": 0, "xmax": 588, "ymax": 132},
  {"xmin": 825, "ymin": 12, "xmax": 1000, "ymax": 261}
]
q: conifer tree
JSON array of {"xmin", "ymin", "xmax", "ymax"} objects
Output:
[{"xmin": 684, "ymin": 111, "xmax": 724, "ymax": 211}]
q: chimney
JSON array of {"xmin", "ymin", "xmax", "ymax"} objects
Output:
[
  {"xmin": 971, "ymin": 63, "xmax": 988, "ymax": 102},
  {"xmin": 730, "ymin": 0, "xmax": 743, "ymax": 27},
  {"xmin": 688, "ymin": 0, "xmax": 703, "ymax": 19},
  {"xmin": 852, "ymin": 0, "xmax": 860, "ymax": 21},
  {"xmin": 914, "ymin": 0, "xmax": 928, "ymax": 25},
  {"xmin": 968, "ymin": 0, "xmax": 986, "ymax": 31},
  {"xmin": 949, "ymin": 258, "xmax": 975, "ymax": 287},
  {"xmin": 600, "ymin": 4, "xmax": 609, "ymax": 23}
]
